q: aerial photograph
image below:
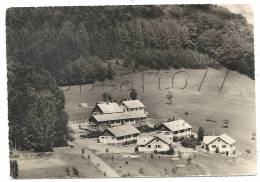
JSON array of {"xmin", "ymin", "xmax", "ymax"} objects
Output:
[{"xmin": 6, "ymin": 4, "xmax": 255, "ymax": 178}]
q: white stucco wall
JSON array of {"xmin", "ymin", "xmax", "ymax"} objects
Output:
[
  {"xmin": 138, "ymin": 139, "xmax": 170, "ymax": 152},
  {"xmin": 206, "ymin": 139, "xmax": 236, "ymax": 155},
  {"xmin": 159, "ymin": 128, "xmax": 192, "ymax": 139},
  {"xmin": 173, "ymin": 129, "xmax": 192, "ymax": 138},
  {"xmin": 99, "ymin": 134, "xmax": 139, "ymax": 144}
]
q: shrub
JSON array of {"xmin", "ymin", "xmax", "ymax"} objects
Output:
[
  {"xmin": 197, "ymin": 127, "xmax": 205, "ymax": 142},
  {"xmin": 105, "ymin": 148, "xmax": 109, "ymax": 153},
  {"xmin": 139, "ymin": 167, "xmax": 144, "ymax": 174},
  {"xmin": 178, "ymin": 151, "xmax": 182, "ymax": 159},
  {"xmin": 154, "ymin": 147, "xmax": 175, "ymax": 155},
  {"xmin": 85, "ymin": 131, "xmax": 102, "ymax": 138},
  {"xmin": 164, "ymin": 168, "xmax": 168, "ymax": 175},
  {"xmin": 252, "ymin": 133, "xmax": 256, "ymax": 140},
  {"xmin": 134, "ymin": 146, "xmax": 138, "ymax": 152},
  {"xmin": 215, "ymin": 147, "xmax": 219, "ymax": 153},
  {"xmin": 103, "ymin": 92, "xmax": 113, "ymax": 102},
  {"xmin": 172, "ymin": 167, "xmax": 176, "ymax": 174},
  {"xmin": 10, "ymin": 160, "xmax": 18, "ymax": 179},
  {"xmin": 65, "ymin": 168, "xmax": 70, "ymax": 176},
  {"xmin": 137, "ymin": 125, "xmax": 154, "ymax": 132},
  {"xmin": 172, "ymin": 136, "xmax": 179, "ymax": 142},
  {"xmin": 130, "ymin": 89, "xmax": 138, "ymax": 100},
  {"xmin": 122, "ymin": 140, "xmax": 137, "ymax": 145},
  {"xmin": 72, "ymin": 167, "xmax": 79, "ymax": 176},
  {"xmin": 181, "ymin": 137, "xmax": 198, "ymax": 148},
  {"xmin": 186, "ymin": 156, "xmax": 192, "ymax": 164}
]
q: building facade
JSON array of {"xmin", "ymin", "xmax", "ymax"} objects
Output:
[
  {"xmin": 88, "ymin": 100, "xmax": 147, "ymax": 131},
  {"xmin": 137, "ymin": 135, "xmax": 172, "ymax": 152},
  {"xmin": 157, "ymin": 119, "xmax": 192, "ymax": 139},
  {"xmin": 122, "ymin": 100, "xmax": 145, "ymax": 112},
  {"xmin": 98, "ymin": 124, "xmax": 140, "ymax": 144},
  {"xmin": 202, "ymin": 133, "xmax": 236, "ymax": 156}
]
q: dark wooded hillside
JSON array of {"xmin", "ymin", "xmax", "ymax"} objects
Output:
[{"xmin": 6, "ymin": 5, "xmax": 254, "ymax": 152}]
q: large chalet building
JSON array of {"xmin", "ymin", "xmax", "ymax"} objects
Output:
[{"xmin": 88, "ymin": 100, "xmax": 147, "ymax": 131}]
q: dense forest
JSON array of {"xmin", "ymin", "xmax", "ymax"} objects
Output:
[{"xmin": 6, "ymin": 5, "xmax": 254, "ymax": 152}]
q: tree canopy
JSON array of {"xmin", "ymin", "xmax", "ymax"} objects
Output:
[{"xmin": 6, "ymin": 5, "xmax": 254, "ymax": 152}]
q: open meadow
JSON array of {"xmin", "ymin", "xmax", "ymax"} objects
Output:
[
  {"xmin": 62, "ymin": 68, "xmax": 256, "ymax": 154},
  {"xmin": 61, "ymin": 68, "xmax": 256, "ymax": 176}
]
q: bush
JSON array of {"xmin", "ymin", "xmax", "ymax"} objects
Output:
[
  {"xmin": 65, "ymin": 168, "xmax": 70, "ymax": 176},
  {"xmin": 139, "ymin": 167, "xmax": 144, "ymax": 174},
  {"xmin": 154, "ymin": 147, "xmax": 175, "ymax": 155},
  {"xmin": 186, "ymin": 156, "xmax": 192, "ymax": 164},
  {"xmin": 181, "ymin": 137, "xmax": 198, "ymax": 148},
  {"xmin": 197, "ymin": 127, "xmax": 205, "ymax": 142},
  {"xmin": 72, "ymin": 167, "xmax": 79, "ymax": 176},
  {"xmin": 251, "ymin": 133, "xmax": 256, "ymax": 140},
  {"xmin": 215, "ymin": 147, "xmax": 219, "ymax": 153},
  {"xmin": 172, "ymin": 167, "xmax": 176, "ymax": 174},
  {"xmin": 134, "ymin": 146, "xmax": 138, "ymax": 152},
  {"xmin": 122, "ymin": 140, "xmax": 137, "ymax": 145},
  {"xmin": 164, "ymin": 168, "xmax": 168, "ymax": 175},
  {"xmin": 172, "ymin": 136, "xmax": 179, "ymax": 142},
  {"xmin": 85, "ymin": 131, "xmax": 102, "ymax": 138},
  {"xmin": 137, "ymin": 125, "xmax": 154, "ymax": 132},
  {"xmin": 10, "ymin": 160, "xmax": 18, "ymax": 179},
  {"xmin": 178, "ymin": 151, "xmax": 182, "ymax": 159},
  {"xmin": 105, "ymin": 148, "xmax": 109, "ymax": 153}
]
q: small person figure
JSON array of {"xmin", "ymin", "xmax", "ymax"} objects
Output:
[
  {"xmin": 82, "ymin": 148, "xmax": 85, "ymax": 155},
  {"xmin": 87, "ymin": 155, "xmax": 91, "ymax": 160}
]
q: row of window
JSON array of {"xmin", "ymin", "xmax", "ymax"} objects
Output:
[
  {"xmin": 212, "ymin": 145, "xmax": 226, "ymax": 148},
  {"xmin": 147, "ymin": 144, "xmax": 162, "ymax": 148},
  {"xmin": 98, "ymin": 117, "xmax": 146, "ymax": 125},
  {"xmin": 117, "ymin": 133, "xmax": 139, "ymax": 140},
  {"xmin": 173, "ymin": 128, "xmax": 191, "ymax": 134},
  {"xmin": 126, "ymin": 108, "xmax": 144, "ymax": 111}
]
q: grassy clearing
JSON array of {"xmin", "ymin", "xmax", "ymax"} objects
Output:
[
  {"xmin": 98, "ymin": 153, "xmax": 206, "ymax": 177},
  {"xmin": 62, "ymin": 68, "xmax": 256, "ymax": 155},
  {"xmin": 60, "ymin": 68, "xmax": 256, "ymax": 176},
  {"xmin": 16, "ymin": 148, "xmax": 103, "ymax": 179}
]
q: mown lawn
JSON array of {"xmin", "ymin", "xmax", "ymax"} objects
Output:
[{"xmin": 98, "ymin": 153, "xmax": 206, "ymax": 177}]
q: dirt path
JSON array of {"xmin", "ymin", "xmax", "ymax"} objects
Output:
[
  {"xmin": 82, "ymin": 148, "xmax": 120, "ymax": 177},
  {"xmin": 193, "ymin": 160, "xmax": 211, "ymax": 176},
  {"xmin": 71, "ymin": 132, "xmax": 120, "ymax": 177}
]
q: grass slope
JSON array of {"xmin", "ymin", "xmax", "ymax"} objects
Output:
[{"xmin": 62, "ymin": 68, "xmax": 256, "ymax": 156}]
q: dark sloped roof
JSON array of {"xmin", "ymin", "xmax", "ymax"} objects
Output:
[{"xmin": 103, "ymin": 124, "xmax": 140, "ymax": 137}]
